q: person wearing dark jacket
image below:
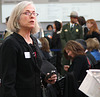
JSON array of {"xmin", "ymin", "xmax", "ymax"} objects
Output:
[
  {"xmin": 51, "ymin": 20, "xmax": 62, "ymax": 74},
  {"xmin": 76, "ymin": 39, "xmax": 97, "ymax": 68},
  {"xmin": 0, "ymin": 1, "xmax": 57, "ymax": 97},
  {"xmin": 86, "ymin": 38, "xmax": 100, "ymax": 61},
  {"xmin": 39, "ymin": 37, "xmax": 53, "ymax": 60},
  {"xmin": 77, "ymin": 16, "xmax": 88, "ymax": 39},
  {"xmin": 44, "ymin": 40, "xmax": 89, "ymax": 97},
  {"xmin": 64, "ymin": 40, "xmax": 89, "ymax": 97}
]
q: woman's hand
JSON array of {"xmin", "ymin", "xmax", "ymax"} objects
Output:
[
  {"xmin": 64, "ymin": 65, "xmax": 70, "ymax": 71},
  {"xmin": 45, "ymin": 73, "xmax": 57, "ymax": 84}
]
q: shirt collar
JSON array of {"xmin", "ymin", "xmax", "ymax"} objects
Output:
[{"xmin": 70, "ymin": 22, "xmax": 74, "ymax": 28}]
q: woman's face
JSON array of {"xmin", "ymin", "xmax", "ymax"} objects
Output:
[
  {"xmin": 86, "ymin": 22, "xmax": 93, "ymax": 29},
  {"xmin": 66, "ymin": 49, "xmax": 75, "ymax": 58},
  {"xmin": 19, "ymin": 4, "xmax": 37, "ymax": 30},
  {"xmin": 48, "ymin": 26, "xmax": 53, "ymax": 31}
]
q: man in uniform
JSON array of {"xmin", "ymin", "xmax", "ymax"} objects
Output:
[{"xmin": 60, "ymin": 11, "xmax": 83, "ymax": 75}]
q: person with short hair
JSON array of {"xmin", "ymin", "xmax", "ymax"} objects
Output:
[
  {"xmin": 51, "ymin": 20, "xmax": 62, "ymax": 74},
  {"xmin": 44, "ymin": 24, "xmax": 53, "ymax": 47},
  {"xmin": 86, "ymin": 38, "xmax": 100, "ymax": 61},
  {"xmin": 46, "ymin": 24, "xmax": 53, "ymax": 31},
  {"xmin": 77, "ymin": 16, "xmax": 88, "ymax": 38},
  {"xmin": 76, "ymin": 39, "xmax": 97, "ymax": 68}
]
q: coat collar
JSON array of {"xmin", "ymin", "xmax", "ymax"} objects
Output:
[
  {"xmin": 12, "ymin": 32, "xmax": 35, "ymax": 45},
  {"xmin": 13, "ymin": 32, "xmax": 27, "ymax": 43}
]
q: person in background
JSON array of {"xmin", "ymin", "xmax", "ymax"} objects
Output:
[
  {"xmin": 0, "ymin": 1, "xmax": 57, "ymax": 97},
  {"xmin": 77, "ymin": 16, "xmax": 88, "ymax": 38},
  {"xmin": 86, "ymin": 38, "xmax": 100, "ymax": 61},
  {"xmin": 3, "ymin": 16, "xmax": 13, "ymax": 39},
  {"xmin": 32, "ymin": 19, "xmax": 44, "ymax": 48},
  {"xmin": 64, "ymin": 40, "xmax": 89, "ymax": 97},
  {"xmin": 45, "ymin": 24, "xmax": 53, "ymax": 38},
  {"xmin": 51, "ymin": 19, "xmax": 62, "ymax": 75},
  {"xmin": 60, "ymin": 11, "xmax": 83, "ymax": 75},
  {"xmin": 44, "ymin": 24, "xmax": 53, "ymax": 48},
  {"xmin": 76, "ymin": 39, "xmax": 97, "ymax": 68},
  {"xmin": 84, "ymin": 19, "xmax": 100, "ymax": 42},
  {"xmin": 33, "ymin": 20, "xmax": 44, "ymax": 39},
  {"xmin": 39, "ymin": 37, "xmax": 53, "ymax": 60},
  {"xmin": 46, "ymin": 24, "xmax": 53, "ymax": 31}
]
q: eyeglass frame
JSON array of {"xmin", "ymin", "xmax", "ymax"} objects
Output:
[{"xmin": 22, "ymin": 11, "xmax": 39, "ymax": 16}]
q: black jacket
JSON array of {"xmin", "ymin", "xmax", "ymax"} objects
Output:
[
  {"xmin": 84, "ymin": 31, "xmax": 100, "ymax": 42},
  {"xmin": 68, "ymin": 55, "xmax": 89, "ymax": 85},
  {"xmin": 51, "ymin": 31, "xmax": 62, "ymax": 49},
  {"xmin": 0, "ymin": 32, "xmax": 43, "ymax": 97}
]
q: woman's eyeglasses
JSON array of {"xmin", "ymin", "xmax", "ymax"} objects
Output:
[{"xmin": 22, "ymin": 12, "xmax": 39, "ymax": 16}]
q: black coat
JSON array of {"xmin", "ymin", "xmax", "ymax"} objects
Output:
[
  {"xmin": 51, "ymin": 31, "xmax": 62, "ymax": 73},
  {"xmin": 51, "ymin": 31, "xmax": 62, "ymax": 49},
  {"xmin": 68, "ymin": 55, "xmax": 89, "ymax": 84},
  {"xmin": 84, "ymin": 31, "xmax": 100, "ymax": 42},
  {"xmin": 0, "ymin": 32, "xmax": 43, "ymax": 97}
]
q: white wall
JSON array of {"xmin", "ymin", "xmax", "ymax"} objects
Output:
[
  {"xmin": 0, "ymin": 0, "xmax": 100, "ymax": 31},
  {"xmin": 2, "ymin": 2, "xmax": 100, "ymax": 23}
]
